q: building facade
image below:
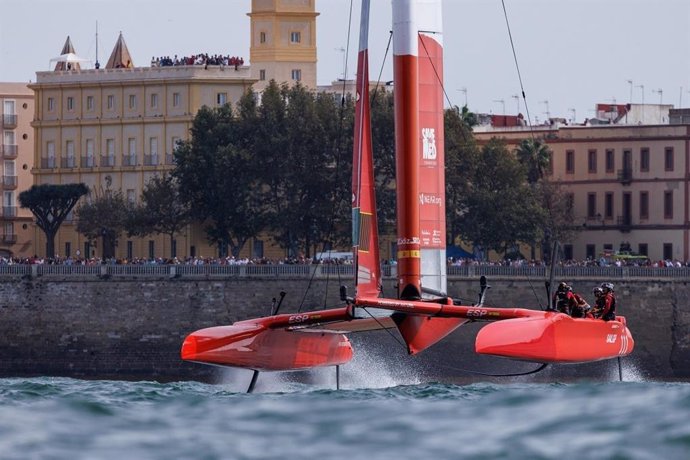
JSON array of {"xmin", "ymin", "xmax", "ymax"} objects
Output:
[
  {"xmin": 248, "ymin": 0, "xmax": 318, "ymax": 92},
  {"xmin": 0, "ymin": 83, "xmax": 35, "ymax": 258},
  {"xmin": 29, "ymin": 65, "xmax": 256, "ymax": 260},
  {"xmin": 475, "ymin": 123, "xmax": 690, "ymax": 263}
]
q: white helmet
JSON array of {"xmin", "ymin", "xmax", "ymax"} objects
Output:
[{"xmin": 601, "ymin": 282, "xmax": 614, "ymax": 292}]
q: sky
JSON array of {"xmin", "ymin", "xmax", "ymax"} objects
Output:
[{"xmin": 1, "ymin": 0, "xmax": 688, "ymax": 124}]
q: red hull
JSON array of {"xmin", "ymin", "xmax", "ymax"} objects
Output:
[
  {"xmin": 475, "ymin": 313, "xmax": 634, "ymax": 363},
  {"xmin": 181, "ymin": 323, "xmax": 353, "ymax": 372}
]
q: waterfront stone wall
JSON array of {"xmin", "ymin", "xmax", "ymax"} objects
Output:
[{"xmin": 0, "ymin": 275, "xmax": 687, "ymax": 382}]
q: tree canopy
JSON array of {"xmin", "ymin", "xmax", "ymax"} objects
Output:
[
  {"xmin": 18, "ymin": 183, "xmax": 88, "ymax": 258},
  {"xmin": 75, "ymin": 188, "xmax": 131, "ymax": 259}
]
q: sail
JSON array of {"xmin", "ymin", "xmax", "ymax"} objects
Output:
[{"xmin": 352, "ymin": 0, "xmax": 381, "ymax": 298}]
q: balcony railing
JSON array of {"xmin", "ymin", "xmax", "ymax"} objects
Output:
[
  {"xmin": 81, "ymin": 155, "xmax": 95, "ymax": 168},
  {"xmin": 2, "ymin": 114, "xmax": 17, "ymax": 128},
  {"xmin": 2, "ymin": 234, "xmax": 16, "ymax": 244},
  {"xmin": 617, "ymin": 168, "xmax": 633, "ymax": 184},
  {"xmin": 2, "ymin": 144, "xmax": 18, "ymax": 159},
  {"xmin": 60, "ymin": 157, "xmax": 77, "ymax": 168},
  {"xmin": 2, "ymin": 176, "xmax": 17, "ymax": 189},
  {"xmin": 2, "ymin": 206, "xmax": 17, "ymax": 218},
  {"xmin": 122, "ymin": 154, "xmax": 137, "ymax": 166},
  {"xmin": 144, "ymin": 154, "xmax": 159, "ymax": 166},
  {"xmin": 100, "ymin": 155, "xmax": 115, "ymax": 167},
  {"xmin": 41, "ymin": 157, "xmax": 57, "ymax": 169},
  {"xmin": 617, "ymin": 214, "xmax": 632, "ymax": 232}
]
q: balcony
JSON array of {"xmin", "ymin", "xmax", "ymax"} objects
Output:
[
  {"xmin": 41, "ymin": 157, "xmax": 57, "ymax": 169},
  {"xmin": 2, "ymin": 114, "xmax": 17, "ymax": 128},
  {"xmin": 617, "ymin": 168, "xmax": 633, "ymax": 185},
  {"xmin": 122, "ymin": 154, "xmax": 137, "ymax": 166},
  {"xmin": 2, "ymin": 234, "xmax": 17, "ymax": 244},
  {"xmin": 81, "ymin": 155, "xmax": 95, "ymax": 168},
  {"xmin": 3, "ymin": 206, "xmax": 17, "ymax": 218},
  {"xmin": 617, "ymin": 214, "xmax": 632, "ymax": 232},
  {"xmin": 2, "ymin": 144, "xmax": 18, "ymax": 159},
  {"xmin": 2, "ymin": 175, "xmax": 17, "ymax": 189},
  {"xmin": 100, "ymin": 155, "xmax": 115, "ymax": 167},
  {"xmin": 144, "ymin": 154, "xmax": 159, "ymax": 166},
  {"xmin": 61, "ymin": 157, "xmax": 77, "ymax": 168}
]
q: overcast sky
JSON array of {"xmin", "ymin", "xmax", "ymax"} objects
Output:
[{"xmin": 1, "ymin": 0, "xmax": 688, "ymax": 123}]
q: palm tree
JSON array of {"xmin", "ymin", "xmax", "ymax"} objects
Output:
[{"xmin": 516, "ymin": 138, "xmax": 552, "ymax": 184}]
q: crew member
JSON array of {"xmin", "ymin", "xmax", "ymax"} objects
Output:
[
  {"xmin": 553, "ymin": 282, "xmax": 590, "ymax": 317},
  {"xmin": 598, "ymin": 282, "xmax": 617, "ymax": 321},
  {"xmin": 591, "ymin": 287, "xmax": 604, "ymax": 318}
]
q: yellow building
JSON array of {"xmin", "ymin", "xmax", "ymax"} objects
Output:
[
  {"xmin": 0, "ymin": 83, "xmax": 35, "ymax": 258},
  {"xmin": 29, "ymin": 37, "xmax": 256, "ymax": 260},
  {"xmin": 249, "ymin": 0, "xmax": 318, "ymax": 92},
  {"xmin": 474, "ymin": 123, "xmax": 690, "ymax": 262}
]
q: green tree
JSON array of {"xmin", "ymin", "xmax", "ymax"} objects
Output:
[
  {"xmin": 128, "ymin": 173, "xmax": 191, "ymax": 256},
  {"xmin": 516, "ymin": 138, "xmax": 552, "ymax": 184},
  {"xmin": 456, "ymin": 138, "xmax": 544, "ymax": 258},
  {"xmin": 173, "ymin": 104, "xmax": 266, "ymax": 258},
  {"xmin": 369, "ymin": 88, "xmax": 396, "ymax": 237},
  {"xmin": 18, "ymin": 183, "xmax": 88, "ymax": 258},
  {"xmin": 75, "ymin": 188, "xmax": 131, "ymax": 259},
  {"xmin": 537, "ymin": 179, "xmax": 581, "ymax": 261}
]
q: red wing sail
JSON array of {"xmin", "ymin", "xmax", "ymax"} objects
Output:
[{"xmin": 352, "ymin": 0, "xmax": 381, "ymax": 298}]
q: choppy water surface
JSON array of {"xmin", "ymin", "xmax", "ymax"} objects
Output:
[{"xmin": 1, "ymin": 374, "xmax": 689, "ymax": 460}]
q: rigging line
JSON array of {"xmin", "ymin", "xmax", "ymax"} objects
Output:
[
  {"xmin": 500, "ymin": 0, "xmax": 534, "ymax": 134},
  {"xmin": 439, "ymin": 361, "xmax": 549, "ymax": 377},
  {"xmin": 362, "ymin": 307, "xmax": 407, "ymax": 350},
  {"xmin": 525, "ymin": 268, "xmax": 545, "ymax": 310},
  {"xmin": 417, "ymin": 32, "xmax": 453, "ymax": 109},
  {"xmin": 371, "ymin": 31, "xmax": 393, "ymax": 104}
]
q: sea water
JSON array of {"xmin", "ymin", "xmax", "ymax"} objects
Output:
[{"xmin": 0, "ymin": 374, "xmax": 689, "ymax": 460}]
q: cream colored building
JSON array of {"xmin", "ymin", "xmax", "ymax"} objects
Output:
[
  {"xmin": 249, "ymin": 0, "xmax": 318, "ymax": 92},
  {"xmin": 0, "ymin": 83, "xmax": 35, "ymax": 258},
  {"xmin": 30, "ymin": 62, "xmax": 256, "ymax": 260},
  {"xmin": 475, "ymin": 123, "xmax": 690, "ymax": 262}
]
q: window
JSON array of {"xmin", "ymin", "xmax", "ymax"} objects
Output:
[
  {"xmin": 84, "ymin": 241, "xmax": 91, "ymax": 258},
  {"xmin": 638, "ymin": 243, "xmax": 648, "ymax": 256},
  {"xmin": 46, "ymin": 141, "xmax": 55, "ymax": 168},
  {"xmin": 149, "ymin": 137, "xmax": 158, "ymax": 156},
  {"xmin": 65, "ymin": 242, "xmax": 71, "ymax": 258},
  {"xmin": 47, "ymin": 97, "xmax": 55, "ymax": 111},
  {"xmin": 127, "ymin": 241, "xmax": 133, "ymax": 260},
  {"xmin": 173, "ymin": 92, "xmax": 181, "ymax": 107},
  {"xmin": 217, "ymin": 93, "xmax": 227, "ymax": 105},
  {"xmin": 565, "ymin": 150, "xmax": 574, "ymax": 174},
  {"xmin": 85, "ymin": 139, "xmax": 95, "ymax": 166},
  {"xmin": 587, "ymin": 149, "xmax": 597, "ymax": 173},
  {"xmin": 586, "ymin": 244, "xmax": 596, "ymax": 260},
  {"xmin": 128, "ymin": 138, "xmax": 136, "ymax": 156},
  {"xmin": 563, "ymin": 244, "xmax": 573, "ymax": 261},
  {"xmin": 106, "ymin": 139, "xmax": 115, "ymax": 156},
  {"xmin": 172, "ymin": 239, "xmax": 177, "ymax": 258},
  {"xmin": 587, "ymin": 193, "xmax": 596, "ymax": 219},
  {"xmin": 290, "ymin": 31, "xmax": 301, "ymax": 43},
  {"xmin": 605, "ymin": 149, "xmax": 614, "ymax": 173},
  {"xmin": 4, "ymin": 130, "xmax": 15, "ymax": 146},
  {"xmin": 86, "ymin": 95, "xmax": 95, "ymax": 111},
  {"xmin": 253, "ymin": 239, "xmax": 264, "ymax": 258},
  {"xmin": 260, "ymin": 31, "xmax": 266, "ymax": 43},
  {"xmin": 546, "ymin": 151, "xmax": 553, "ymax": 176},
  {"xmin": 3, "ymin": 100, "xmax": 14, "ymax": 115},
  {"xmin": 640, "ymin": 147, "xmax": 650, "ymax": 172},
  {"xmin": 126, "ymin": 189, "xmax": 136, "ymax": 203},
  {"xmin": 665, "ymin": 147, "xmax": 674, "ymax": 171},
  {"xmin": 663, "ymin": 243, "xmax": 673, "ymax": 261},
  {"xmin": 66, "ymin": 97, "xmax": 74, "ymax": 111},
  {"xmin": 664, "ymin": 191, "xmax": 673, "ymax": 219},
  {"xmin": 148, "ymin": 240, "xmax": 155, "ymax": 259},
  {"xmin": 604, "ymin": 192, "xmax": 613, "ymax": 219},
  {"xmin": 150, "ymin": 93, "xmax": 159, "ymax": 108},
  {"xmin": 65, "ymin": 140, "xmax": 75, "ymax": 167},
  {"xmin": 107, "ymin": 95, "xmax": 115, "ymax": 110},
  {"xmin": 259, "ymin": 69, "xmax": 266, "ymax": 81},
  {"xmin": 640, "ymin": 191, "xmax": 649, "ymax": 219},
  {"xmin": 291, "ymin": 69, "xmax": 302, "ymax": 81},
  {"xmin": 129, "ymin": 94, "xmax": 136, "ymax": 109}
]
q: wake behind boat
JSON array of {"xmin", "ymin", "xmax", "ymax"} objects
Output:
[{"xmin": 181, "ymin": 0, "xmax": 633, "ymax": 390}]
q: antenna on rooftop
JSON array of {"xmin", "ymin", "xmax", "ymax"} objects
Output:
[{"xmin": 95, "ymin": 21, "xmax": 100, "ymax": 69}]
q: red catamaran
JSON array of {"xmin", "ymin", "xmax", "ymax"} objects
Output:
[{"xmin": 181, "ymin": 0, "xmax": 634, "ymax": 390}]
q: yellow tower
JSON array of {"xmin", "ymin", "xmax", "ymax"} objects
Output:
[{"xmin": 249, "ymin": 0, "xmax": 319, "ymax": 92}]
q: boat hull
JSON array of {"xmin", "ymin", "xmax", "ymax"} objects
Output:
[
  {"xmin": 181, "ymin": 324, "xmax": 353, "ymax": 372},
  {"xmin": 475, "ymin": 313, "xmax": 634, "ymax": 363}
]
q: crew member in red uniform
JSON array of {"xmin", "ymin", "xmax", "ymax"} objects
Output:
[
  {"xmin": 598, "ymin": 282, "xmax": 616, "ymax": 321},
  {"xmin": 553, "ymin": 282, "xmax": 591, "ymax": 317}
]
